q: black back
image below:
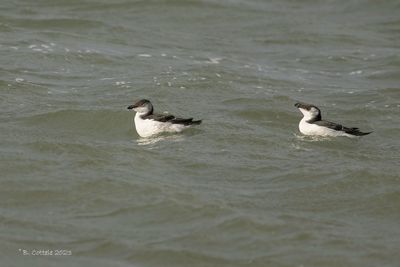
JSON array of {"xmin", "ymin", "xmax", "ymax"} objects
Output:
[
  {"xmin": 141, "ymin": 113, "xmax": 201, "ymax": 126},
  {"xmin": 313, "ymin": 120, "xmax": 371, "ymax": 136}
]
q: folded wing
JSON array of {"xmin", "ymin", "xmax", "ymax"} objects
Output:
[
  {"xmin": 144, "ymin": 113, "xmax": 201, "ymax": 125},
  {"xmin": 314, "ymin": 120, "xmax": 371, "ymax": 136}
]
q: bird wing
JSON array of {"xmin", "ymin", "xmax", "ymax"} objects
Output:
[
  {"xmin": 313, "ymin": 120, "xmax": 347, "ymax": 131},
  {"xmin": 170, "ymin": 117, "xmax": 194, "ymax": 124},
  {"xmin": 313, "ymin": 120, "xmax": 370, "ymax": 136},
  {"xmin": 144, "ymin": 113, "xmax": 200, "ymax": 125},
  {"xmin": 144, "ymin": 113, "xmax": 176, "ymax": 122}
]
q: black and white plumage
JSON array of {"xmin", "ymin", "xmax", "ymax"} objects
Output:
[
  {"xmin": 127, "ymin": 99, "xmax": 202, "ymax": 137},
  {"xmin": 294, "ymin": 102, "xmax": 372, "ymax": 137}
]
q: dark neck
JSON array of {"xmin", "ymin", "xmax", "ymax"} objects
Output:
[
  {"xmin": 140, "ymin": 106, "xmax": 153, "ymax": 119},
  {"xmin": 306, "ymin": 114, "xmax": 321, "ymax": 123}
]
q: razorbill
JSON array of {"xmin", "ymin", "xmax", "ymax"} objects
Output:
[
  {"xmin": 294, "ymin": 102, "xmax": 372, "ymax": 137},
  {"xmin": 127, "ymin": 99, "xmax": 202, "ymax": 137}
]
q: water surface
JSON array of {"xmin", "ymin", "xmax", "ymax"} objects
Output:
[{"xmin": 1, "ymin": 0, "xmax": 400, "ymax": 266}]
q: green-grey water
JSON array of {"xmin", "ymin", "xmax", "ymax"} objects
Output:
[{"xmin": 1, "ymin": 0, "xmax": 400, "ymax": 266}]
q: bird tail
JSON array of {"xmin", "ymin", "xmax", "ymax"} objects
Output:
[
  {"xmin": 190, "ymin": 119, "xmax": 202, "ymax": 125},
  {"xmin": 172, "ymin": 118, "xmax": 202, "ymax": 126},
  {"xmin": 346, "ymin": 128, "xmax": 372, "ymax": 136}
]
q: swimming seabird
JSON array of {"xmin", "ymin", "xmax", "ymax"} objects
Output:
[
  {"xmin": 294, "ymin": 102, "xmax": 372, "ymax": 137},
  {"xmin": 127, "ymin": 99, "xmax": 202, "ymax": 137}
]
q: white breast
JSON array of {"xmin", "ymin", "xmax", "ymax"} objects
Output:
[
  {"xmin": 299, "ymin": 119, "xmax": 351, "ymax": 137},
  {"xmin": 134, "ymin": 113, "xmax": 186, "ymax": 137}
]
